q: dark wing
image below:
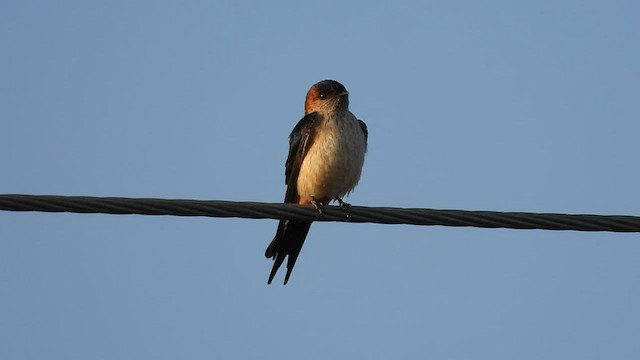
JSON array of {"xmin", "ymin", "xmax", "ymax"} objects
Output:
[
  {"xmin": 283, "ymin": 112, "xmax": 319, "ymax": 203},
  {"xmin": 358, "ymin": 119, "xmax": 368, "ymax": 141},
  {"xmin": 265, "ymin": 113, "xmax": 319, "ymax": 284}
]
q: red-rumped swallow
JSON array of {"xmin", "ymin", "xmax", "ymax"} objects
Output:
[{"xmin": 265, "ymin": 80, "xmax": 368, "ymax": 284}]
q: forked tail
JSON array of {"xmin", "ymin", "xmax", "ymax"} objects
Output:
[{"xmin": 265, "ymin": 220, "xmax": 313, "ymax": 284}]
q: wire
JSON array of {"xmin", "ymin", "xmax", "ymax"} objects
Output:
[{"xmin": 1, "ymin": 194, "xmax": 639, "ymax": 233}]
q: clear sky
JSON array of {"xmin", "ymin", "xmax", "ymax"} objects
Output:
[{"xmin": 2, "ymin": 1, "xmax": 639, "ymax": 359}]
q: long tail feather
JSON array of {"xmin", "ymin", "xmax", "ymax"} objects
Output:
[{"xmin": 266, "ymin": 220, "xmax": 312, "ymax": 284}]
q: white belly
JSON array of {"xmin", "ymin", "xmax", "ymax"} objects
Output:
[{"xmin": 296, "ymin": 113, "xmax": 366, "ymax": 202}]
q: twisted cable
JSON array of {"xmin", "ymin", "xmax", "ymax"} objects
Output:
[{"xmin": 1, "ymin": 194, "xmax": 639, "ymax": 232}]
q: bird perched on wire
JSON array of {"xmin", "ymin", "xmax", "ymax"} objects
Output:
[{"xmin": 265, "ymin": 80, "xmax": 368, "ymax": 284}]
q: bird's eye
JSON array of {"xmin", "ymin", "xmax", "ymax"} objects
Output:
[{"xmin": 319, "ymin": 93, "xmax": 326, "ymax": 99}]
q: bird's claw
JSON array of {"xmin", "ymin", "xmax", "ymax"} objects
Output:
[
  {"xmin": 336, "ymin": 197, "xmax": 353, "ymax": 218},
  {"xmin": 310, "ymin": 197, "xmax": 325, "ymax": 214}
]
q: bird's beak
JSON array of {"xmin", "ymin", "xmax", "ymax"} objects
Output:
[{"xmin": 339, "ymin": 91, "xmax": 349, "ymax": 97}]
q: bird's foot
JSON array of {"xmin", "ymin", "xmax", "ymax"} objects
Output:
[
  {"xmin": 336, "ymin": 197, "xmax": 353, "ymax": 218},
  {"xmin": 310, "ymin": 197, "xmax": 325, "ymax": 214}
]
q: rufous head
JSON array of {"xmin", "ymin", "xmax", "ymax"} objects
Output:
[{"xmin": 304, "ymin": 80, "xmax": 349, "ymax": 114}]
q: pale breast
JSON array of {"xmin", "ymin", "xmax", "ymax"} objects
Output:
[{"xmin": 296, "ymin": 112, "xmax": 367, "ymax": 203}]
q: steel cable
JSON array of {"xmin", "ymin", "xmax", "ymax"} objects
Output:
[{"xmin": 1, "ymin": 194, "xmax": 639, "ymax": 232}]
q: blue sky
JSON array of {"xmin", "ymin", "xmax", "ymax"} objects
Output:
[{"xmin": 2, "ymin": 1, "xmax": 639, "ymax": 359}]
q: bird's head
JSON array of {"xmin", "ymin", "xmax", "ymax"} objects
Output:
[{"xmin": 304, "ymin": 80, "xmax": 349, "ymax": 115}]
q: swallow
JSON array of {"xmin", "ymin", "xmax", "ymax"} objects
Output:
[{"xmin": 265, "ymin": 80, "xmax": 368, "ymax": 284}]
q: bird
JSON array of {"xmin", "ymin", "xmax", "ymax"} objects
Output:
[{"xmin": 265, "ymin": 80, "xmax": 368, "ymax": 284}]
